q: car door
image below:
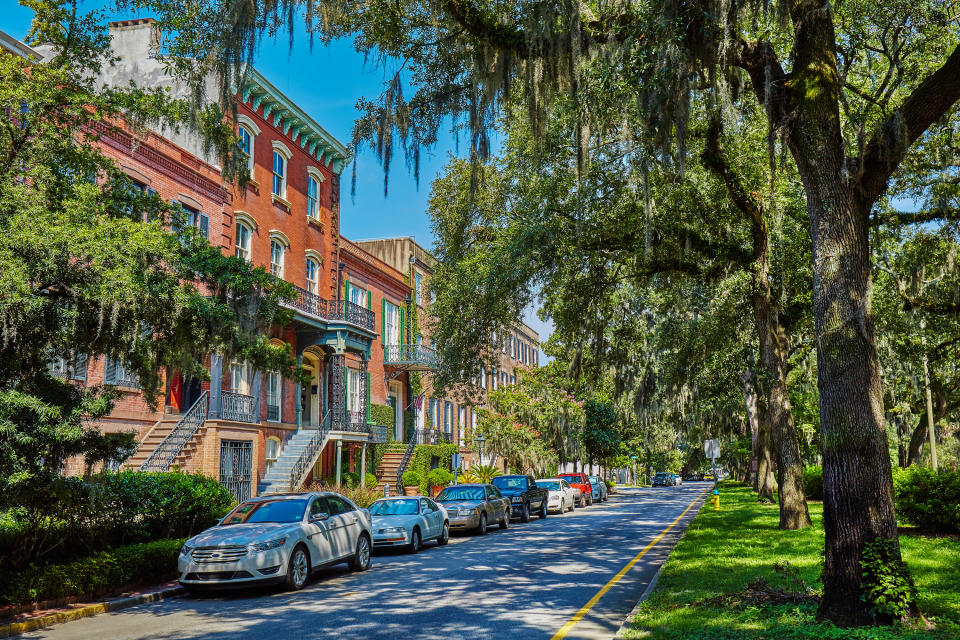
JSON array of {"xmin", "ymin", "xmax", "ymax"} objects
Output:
[
  {"xmin": 487, "ymin": 485, "xmax": 505, "ymax": 520},
  {"xmin": 327, "ymin": 495, "xmax": 362, "ymax": 559},
  {"xmin": 419, "ymin": 498, "xmax": 437, "ymax": 538},
  {"xmin": 526, "ymin": 475, "xmax": 541, "ymax": 509},
  {"xmin": 306, "ymin": 497, "xmax": 334, "ymax": 565}
]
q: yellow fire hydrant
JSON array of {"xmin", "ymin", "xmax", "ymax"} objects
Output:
[{"xmin": 712, "ymin": 489, "xmax": 720, "ymax": 511}]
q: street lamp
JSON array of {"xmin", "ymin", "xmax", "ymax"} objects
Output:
[{"xmin": 475, "ymin": 432, "xmax": 486, "ymax": 466}]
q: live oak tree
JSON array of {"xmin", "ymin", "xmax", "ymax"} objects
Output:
[{"xmin": 0, "ymin": 1, "xmax": 298, "ymax": 531}]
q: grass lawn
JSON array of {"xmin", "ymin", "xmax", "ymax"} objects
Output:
[{"xmin": 625, "ymin": 483, "xmax": 960, "ymax": 640}]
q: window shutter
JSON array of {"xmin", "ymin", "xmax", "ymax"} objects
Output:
[
  {"xmin": 103, "ymin": 357, "xmax": 116, "ymax": 385},
  {"xmin": 198, "ymin": 213, "xmax": 209, "ymax": 239},
  {"xmin": 399, "ymin": 307, "xmax": 405, "ymax": 346},
  {"xmin": 381, "ymin": 298, "xmax": 386, "ymax": 339},
  {"xmin": 71, "ymin": 353, "xmax": 88, "ymax": 381},
  {"xmin": 365, "ymin": 372, "xmax": 371, "ymax": 423},
  {"xmin": 344, "ymin": 368, "xmax": 349, "ymax": 411},
  {"xmin": 343, "ymin": 279, "xmax": 350, "ymax": 301},
  {"xmin": 367, "ymin": 290, "xmax": 372, "ymax": 310}
]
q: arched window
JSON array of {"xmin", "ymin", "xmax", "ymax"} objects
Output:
[
  {"xmin": 235, "ymin": 220, "xmax": 252, "ymax": 262},
  {"xmin": 306, "ymin": 167, "xmax": 324, "ymax": 221},
  {"xmin": 265, "ymin": 436, "xmax": 281, "ymax": 471},
  {"xmin": 238, "ymin": 125, "xmax": 253, "ymax": 171},
  {"xmin": 270, "ymin": 240, "xmax": 284, "ymax": 277},
  {"xmin": 271, "ymin": 141, "xmax": 291, "ymax": 199},
  {"xmin": 306, "ymin": 256, "xmax": 319, "ymax": 294}
]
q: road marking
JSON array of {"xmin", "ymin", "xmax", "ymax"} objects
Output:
[{"xmin": 549, "ymin": 488, "xmax": 709, "ymax": 640}]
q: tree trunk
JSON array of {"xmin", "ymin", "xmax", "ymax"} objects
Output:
[
  {"xmin": 756, "ymin": 413, "xmax": 776, "ymax": 502},
  {"xmin": 742, "ymin": 370, "xmax": 761, "ymax": 490}
]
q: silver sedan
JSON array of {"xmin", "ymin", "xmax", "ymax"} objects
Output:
[
  {"xmin": 369, "ymin": 496, "xmax": 450, "ymax": 552},
  {"xmin": 434, "ymin": 483, "xmax": 510, "ymax": 535}
]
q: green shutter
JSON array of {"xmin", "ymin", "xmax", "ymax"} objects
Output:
[
  {"xmin": 344, "ymin": 279, "xmax": 350, "ymax": 301},
  {"xmin": 399, "ymin": 306, "xmax": 406, "ymax": 346},
  {"xmin": 367, "ymin": 290, "xmax": 372, "ymax": 310},
  {"xmin": 381, "ymin": 298, "xmax": 386, "ymax": 340},
  {"xmin": 365, "ymin": 372, "xmax": 371, "ymax": 423}
]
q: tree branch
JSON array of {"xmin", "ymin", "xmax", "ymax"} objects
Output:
[
  {"xmin": 735, "ymin": 40, "xmax": 791, "ymax": 126},
  {"xmin": 856, "ymin": 44, "xmax": 960, "ymax": 209},
  {"xmin": 871, "ymin": 208, "xmax": 960, "ymax": 226}
]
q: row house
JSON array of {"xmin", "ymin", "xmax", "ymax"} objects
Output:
[
  {"xmin": 13, "ymin": 19, "xmax": 438, "ymax": 501},
  {"xmin": 354, "ymin": 238, "xmax": 540, "ymax": 461}
]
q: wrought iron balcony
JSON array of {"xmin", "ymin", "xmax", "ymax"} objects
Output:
[
  {"xmin": 282, "ymin": 285, "xmax": 327, "ymax": 319},
  {"xmin": 383, "ymin": 344, "xmax": 439, "ymax": 371},
  {"xmin": 327, "ymin": 299, "xmax": 376, "ymax": 331},
  {"xmin": 219, "ymin": 391, "xmax": 259, "ymax": 423}
]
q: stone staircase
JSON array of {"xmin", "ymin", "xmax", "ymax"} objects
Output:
[
  {"xmin": 123, "ymin": 417, "xmax": 207, "ymax": 471},
  {"xmin": 258, "ymin": 425, "xmax": 330, "ymax": 495},
  {"xmin": 375, "ymin": 443, "xmax": 409, "ymax": 491}
]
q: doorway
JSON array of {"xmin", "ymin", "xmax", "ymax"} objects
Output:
[{"xmin": 388, "ymin": 381, "xmax": 402, "ymax": 441}]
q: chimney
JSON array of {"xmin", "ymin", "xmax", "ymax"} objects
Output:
[{"xmin": 107, "ymin": 18, "xmax": 160, "ymax": 59}]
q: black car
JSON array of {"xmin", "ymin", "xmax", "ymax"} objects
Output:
[
  {"xmin": 652, "ymin": 472, "xmax": 674, "ymax": 487},
  {"xmin": 491, "ymin": 475, "xmax": 549, "ymax": 522}
]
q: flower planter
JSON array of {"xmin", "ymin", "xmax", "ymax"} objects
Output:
[
  {"xmin": 404, "ymin": 486, "xmax": 419, "ymax": 496},
  {"xmin": 431, "ymin": 485, "xmax": 443, "ymax": 498}
]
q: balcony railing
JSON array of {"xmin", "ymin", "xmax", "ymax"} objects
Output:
[
  {"xmin": 219, "ymin": 391, "xmax": 258, "ymax": 423},
  {"xmin": 281, "ymin": 285, "xmax": 375, "ymax": 332},
  {"xmin": 368, "ymin": 425, "xmax": 389, "ymax": 443},
  {"xmin": 383, "ymin": 344, "xmax": 439, "ymax": 370}
]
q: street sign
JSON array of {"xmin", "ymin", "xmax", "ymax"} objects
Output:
[
  {"xmin": 451, "ymin": 453, "xmax": 461, "ymax": 469},
  {"xmin": 703, "ymin": 439, "xmax": 720, "ymax": 459}
]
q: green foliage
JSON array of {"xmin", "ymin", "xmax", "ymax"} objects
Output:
[
  {"xmin": 892, "ymin": 467, "xmax": 960, "ymax": 534},
  {"xmin": 407, "ymin": 443, "xmax": 459, "ymax": 493},
  {"xmin": 803, "ymin": 466, "xmax": 825, "ymax": 501},
  {"xmin": 427, "ymin": 467, "xmax": 452, "ymax": 487},
  {"xmin": 339, "ymin": 471, "xmax": 360, "ymax": 488},
  {"xmin": 370, "ymin": 403, "xmax": 395, "ymax": 427},
  {"xmin": 860, "ymin": 538, "xmax": 918, "ymax": 621},
  {"xmin": 460, "ymin": 464, "xmax": 501, "ymax": 484},
  {"xmin": 304, "ymin": 482, "xmax": 382, "ymax": 509},
  {"xmin": 401, "ymin": 470, "xmax": 421, "ymax": 487},
  {"xmin": 365, "ymin": 472, "xmax": 378, "ymax": 488},
  {"xmin": 581, "ymin": 398, "xmax": 620, "ymax": 465},
  {"xmin": 1, "ymin": 537, "xmax": 184, "ymax": 607}
]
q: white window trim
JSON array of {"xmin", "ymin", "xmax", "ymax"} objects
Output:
[
  {"xmin": 269, "ymin": 229, "xmax": 290, "ymax": 248},
  {"xmin": 271, "ymin": 141, "xmax": 291, "ymax": 199},
  {"xmin": 234, "ymin": 210, "xmax": 258, "ymax": 231},
  {"xmin": 306, "ymin": 166, "xmax": 325, "ymax": 183},
  {"xmin": 304, "ymin": 248, "xmax": 323, "ymax": 265},
  {"xmin": 238, "ymin": 114, "xmax": 261, "ymax": 136},
  {"xmin": 305, "ymin": 255, "xmax": 320, "ymax": 293},
  {"xmin": 271, "ymin": 139, "xmax": 292, "ymax": 158}
]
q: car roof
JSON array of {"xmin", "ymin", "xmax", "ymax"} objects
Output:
[
  {"xmin": 494, "ymin": 474, "xmax": 526, "ymax": 478},
  {"xmin": 373, "ymin": 495, "xmax": 426, "ymax": 501},
  {"xmin": 449, "ymin": 483, "xmax": 489, "ymax": 488}
]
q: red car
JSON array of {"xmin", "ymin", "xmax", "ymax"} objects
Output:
[{"xmin": 558, "ymin": 473, "xmax": 594, "ymax": 506}]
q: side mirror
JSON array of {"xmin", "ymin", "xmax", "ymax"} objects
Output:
[{"xmin": 310, "ymin": 512, "xmax": 330, "ymax": 523}]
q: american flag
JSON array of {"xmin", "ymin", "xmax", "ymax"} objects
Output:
[{"xmin": 413, "ymin": 393, "xmax": 425, "ymax": 411}]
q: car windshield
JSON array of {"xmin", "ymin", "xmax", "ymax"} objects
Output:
[
  {"xmin": 220, "ymin": 499, "xmax": 307, "ymax": 525},
  {"xmin": 436, "ymin": 487, "xmax": 484, "ymax": 501},
  {"xmin": 588, "ymin": 476, "xmax": 599, "ymax": 483},
  {"xmin": 536, "ymin": 480, "xmax": 561, "ymax": 490},
  {"xmin": 369, "ymin": 499, "xmax": 419, "ymax": 516},
  {"xmin": 559, "ymin": 476, "xmax": 580, "ymax": 484},
  {"xmin": 492, "ymin": 476, "xmax": 527, "ymax": 490},
  {"xmin": 655, "ymin": 474, "xmax": 669, "ymax": 479}
]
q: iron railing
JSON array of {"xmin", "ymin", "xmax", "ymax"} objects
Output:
[
  {"xmin": 290, "ymin": 411, "xmax": 331, "ymax": 492},
  {"xmin": 394, "ymin": 428, "xmax": 452, "ymax": 491},
  {"xmin": 220, "ymin": 391, "xmax": 258, "ymax": 423},
  {"xmin": 383, "ymin": 344, "xmax": 439, "ymax": 369},
  {"xmin": 283, "ymin": 285, "xmax": 328, "ymax": 319},
  {"xmin": 327, "ymin": 299, "xmax": 376, "ymax": 331},
  {"xmin": 368, "ymin": 425, "xmax": 389, "ymax": 443},
  {"xmin": 140, "ymin": 391, "xmax": 208, "ymax": 471}
]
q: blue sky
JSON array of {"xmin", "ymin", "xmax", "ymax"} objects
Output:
[{"xmin": 2, "ymin": 2, "xmax": 553, "ymax": 348}]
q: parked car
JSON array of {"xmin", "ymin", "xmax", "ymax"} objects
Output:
[
  {"xmin": 674, "ymin": 474, "xmax": 683, "ymax": 486},
  {"xmin": 535, "ymin": 478, "xmax": 579, "ymax": 513},
  {"xmin": 368, "ymin": 496, "xmax": 449, "ymax": 553},
  {"xmin": 558, "ymin": 473, "xmax": 594, "ymax": 506},
  {"xmin": 178, "ymin": 491, "xmax": 371, "ymax": 591},
  {"xmin": 435, "ymin": 483, "xmax": 510, "ymax": 535},
  {"xmin": 652, "ymin": 472, "xmax": 673, "ymax": 487},
  {"xmin": 684, "ymin": 472, "xmax": 704, "ymax": 481},
  {"xmin": 492, "ymin": 474, "xmax": 549, "ymax": 522},
  {"xmin": 587, "ymin": 475, "xmax": 608, "ymax": 502}
]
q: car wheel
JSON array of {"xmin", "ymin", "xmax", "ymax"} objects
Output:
[
  {"xmin": 437, "ymin": 522, "xmax": 450, "ymax": 546},
  {"xmin": 348, "ymin": 534, "xmax": 371, "ymax": 572},
  {"xmin": 500, "ymin": 510, "xmax": 509, "ymax": 529},
  {"xmin": 408, "ymin": 527, "xmax": 421, "ymax": 554},
  {"xmin": 539, "ymin": 500, "xmax": 547, "ymax": 519},
  {"xmin": 284, "ymin": 544, "xmax": 310, "ymax": 591},
  {"xmin": 520, "ymin": 502, "xmax": 530, "ymax": 523},
  {"xmin": 477, "ymin": 512, "xmax": 487, "ymax": 535}
]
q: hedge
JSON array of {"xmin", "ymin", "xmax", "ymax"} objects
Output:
[
  {"xmin": 408, "ymin": 443, "xmax": 459, "ymax": 493},
  {"xmin": 1, "ymin": 538, "xmax": 184, "ymax": 607},
  {"xmin": 802, "ymin": 466, "xmax": 823, "ymax": 501},
  {"xmin": 370, "ymin": 403, "xmax": 395, "ymax": 428},
  {"xmin": 892, "ymin": 466, "xmax": 960, "ymax": 534}
]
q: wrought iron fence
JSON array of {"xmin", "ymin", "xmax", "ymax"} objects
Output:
[
  {"xmin": 219, "ymin": 439, "xmax": 252, "ymax": 503},
  {"xmin": 140, "ymin": 391, "xmax": 208, "ymax": 471},
  {"xmin": 394, "ymin": 428, "xmax": 452, "ymax": 491},
  {"xmin": 290, "ymin": 411, "xmax": 330, "ymax": 491},
  {"xmin": 327, "ymin": 299, "xmax": 376, "ymax": 331},
  {"xmin": 383, "ymin": 344, "xmax": 439, "ymax": 368},
  {"xmin": 220, "ymin": 391, "xmax": 258, "ymax": 423},
  {"xmin": 283, "ymin": 284, "xmax": 328, "ymax": 319}
]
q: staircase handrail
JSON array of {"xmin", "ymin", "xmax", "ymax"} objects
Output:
[
  {"xmin": 289, "ymin": 411, "xmax": 331, "ymax": 492},
  {"xmin": 395, "ymin": 428, "xmax": 428, "ymax": 491},
  {"xmin": 139, "ymin": 391, "xmax": 209, "ymax": 472}
]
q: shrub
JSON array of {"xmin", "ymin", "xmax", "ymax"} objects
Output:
[
  {"xmin": 365, "ymin": 473, "xmax": 378, "ymax": 488},
  {"xmin": 605, "ymin": 480, "xmax": 615, "ymax": 491},
  {"xmin": 802, "ymin": 466, "xmax": 824, "ymax": 501},
  {"xmin": 305, "ymin": 483, "xmax": 382, "ymax": 509},
  {"xmin": 370, "ymin": 404, "xmax": 395, "ymax": 427},
  {"xmin": 427, "ymin": 468, "xmax": 452, "ymax": 487},
  {"xmin": 892, "ymin": 466, "xmax": 960, "ymax": 534},
  {"xmin": 0, "ymin": 538, "xmax": 184, "ymax": 607},
  {"xmin": 402, "ymin": 470, "xmax": 421, "ymax": 487}
]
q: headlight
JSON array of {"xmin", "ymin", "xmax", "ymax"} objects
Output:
[
  {"xmin": 179, "ymin": 544, "xmax": 193, "ymax": 557},
  {"xmin": 249, "ymin": 537, "xmax": 287, "ymax": 553},
  {"xmin": 381, "ymin": 527, "xmax": 406, "ymax": 534}
]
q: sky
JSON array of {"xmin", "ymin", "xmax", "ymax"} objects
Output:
[{"xmin": 1, "ymin": 2, "xmax": 553, "ymax": 351}]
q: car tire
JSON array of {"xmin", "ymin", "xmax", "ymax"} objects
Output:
[
  {"xmin": 539, "ymin": 500, "xmax": 547, "ymax": 519},
  {"xmin": 500, "ymin": 511, "xmax": 509, "ymax": 529},
  {"xmin": 284, "ymin": 544, "xmax": 310, "ymax": 591},
  {"xmin": 348, "ymin": 534, "xmax": 371, "ymax": 572},
  {"xmin": 408, "ymin": 527, "xmax": 421, "ymax": 554},
  {"xmin": 437, "ymin": 522, "xmax": 450, "ymax": 546},
  {"xmin": 477, "ymin": 512, "xmax": 487, "ymax": 536},
  {"xmin": 520, "ymin": 503, "xmax": 530, "ymax": 523}
]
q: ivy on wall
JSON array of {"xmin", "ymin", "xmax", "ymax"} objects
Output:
[
  {"xmin": 406, "ymin": 265, "xmax": 425, "ymax": 399},
  {"xmin": 370, "ymin": 403, "xmax": 395, "ymax": 428},
  {"xmin": 407, "ymin": 443, "xmax": 458, "ymax": 493}
]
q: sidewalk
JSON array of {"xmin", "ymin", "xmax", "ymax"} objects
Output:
[{"xmin": 0, "ymin": 581, "xmax": 183, "ymax": 638}]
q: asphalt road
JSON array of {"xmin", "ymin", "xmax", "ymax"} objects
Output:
[{"xmin": 28, "ymin": 483, "xmax": 709, "ymax": 640}]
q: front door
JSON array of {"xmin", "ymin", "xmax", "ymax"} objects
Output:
[
  {"xmin": 388, "ymin": 382, "xmax": 402, "ymax": 440},
  {"xmin": 219, "ymin": 440, "xmax": 252, "ymax": 503}
]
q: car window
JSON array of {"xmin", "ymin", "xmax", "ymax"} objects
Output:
[
  {"xmin": 490, "ymin": 486, "xmax": 503, "ymax": 499},
  {"xmin": 369, "ymin": 499, "xmax": 418, "ymax": 516},
  {"xmin": 420, "ymin": 499, "xmax": 431, "ymax": 513},
  {"xmin": 536, "ymin": 480, "xmax": 561, "ymax": 490},
  {"xmin": 426, "ymin": 499, "xmax": 440, "ymax": 512},
  {"xmin": 436, "ymin": 487, "xmax": 484, "ymax": 501},
  {"xmin": 327, "ymin": 496, "xmax": 353, "ymax": 516},
  {"xmin": 310, "ymin": 497, "xmax": 330, "ymax": 518},
  {"xmin": 561, "ymin": 480, "xmax": 570, "ymax": 489},
  {"xmin": 492, "ymin": 476, "xmax": 527, "ymax": 490},
  {"xmin": 221, "ymin": 499, "xmax": 308, "ymax": 525}
]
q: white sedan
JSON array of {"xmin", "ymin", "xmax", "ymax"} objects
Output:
[
  {"xmin": 535, "ymin": 478, "xmax": 578, "ymax": 513},
  {"xmin": 178, "ymin": 492, "xmax": 372, "ymax": 591},
  {"xmin": 369, "ymin": 496, "xmax": 449, "ymax": 552}
]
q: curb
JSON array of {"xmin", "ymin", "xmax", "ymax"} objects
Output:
[{"xmin": 0, "ymin": 586, "xmax": 185, "ymax": 638}]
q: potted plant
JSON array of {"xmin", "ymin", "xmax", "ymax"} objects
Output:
[
  {"xmin": 402, "ymin": 470, "xmax": 421, "ymax": 496},
  {"xmin": 427, "ymin": 468, "xmax": 453, "ymax": 497}
]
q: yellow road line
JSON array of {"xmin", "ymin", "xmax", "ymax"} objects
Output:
[{"xmin": 549, "ymin": 488, "xmax": 709, "ymax": 640}]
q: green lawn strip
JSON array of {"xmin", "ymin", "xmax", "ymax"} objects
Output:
[{"xmin": 625, "ymin": 483, "xmax": 960, "ymax": 640}]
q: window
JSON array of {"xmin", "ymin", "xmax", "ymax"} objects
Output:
[
  {"xmin": 502, "ymin": 372, "xmax": 508, "ymax": 387},
  {"xmin": 230, "ymin": 361, "xmax": 251, "ymax": 394},
  {"xmin": 415, "ymin": 273, "xmax": 423, "ymax": 304},
  {"xmin": 104, "ymin": 356, "xmax": 138, "ymax": 388},
  {"xmin": 235, "ymin": 221, "xmax": 252, "ymax": 262},
  {"xmin": 429, "ymin": 398, "xmax": 437, "ymax": 427},
  {"xmin": 306, "ymin": 257, "xmax": 319, "ymax": 294},
  {"xmin": 266, "ymin": 371, "xmax": 281, "ymax": 422},
  {"xmin": 347, "ymin": 369, "xmax": 360, "ymax": 412},
  {"xmin": 270, "ymin": 240, "xmax": 284, "ymax": 277},
  {"xmin": 384, "ymin": 300, "xmax": 400, "ymax": 345},
  {"xmin": 444, "ymin": 402, "xmax": 453, "ymax": 434},
  {"xmin": 173, "ymin": 201, "xmax": 208, "ymax": 242},
  {"xmin": 272, "ymin": 150, "xmax": 286, "ymax": 197},
  {"xmin": 480, "ymin": 368, "xmax": 486, "ymax": 389},
  {"xmin": 348, "ymin": 283, "xmax": 367, "ymax": 307},
  {"xmin": 238, "ymin": 125, "xmax": 253, "ymax": 172},
  {"xmin": 307, "ymin": 175, "xmax": 319, "ymax": 220},
  {"xmin": 265, "ymin": 437, "xmax": 281, "ymax": 471}
]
